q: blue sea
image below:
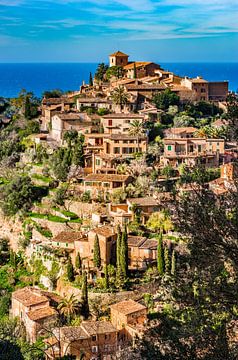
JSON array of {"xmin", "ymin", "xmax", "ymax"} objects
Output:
[{"xmin": 0, "ymin": 62, "xmax": 237, "ymax": 98}]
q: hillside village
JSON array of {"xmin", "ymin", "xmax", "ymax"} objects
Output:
[{"xmin": 0, "ymin": 51, "xmax": 237, "ymax": 359}]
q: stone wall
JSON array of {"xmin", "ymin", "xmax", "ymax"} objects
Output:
[{"xmin": 0, "ymin": 211, "xmax": 24, "ymax": 251}]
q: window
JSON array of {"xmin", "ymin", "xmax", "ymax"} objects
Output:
[
  {"xmin": 91, "ymin": 335, "xmax": 97, "ymax": 342},
  {"xmin": 57, "ymin": 242, "xmax": 59, "ymax": 246},
  {"xmin": 66, "ymin": 243, "xmax": 68, "ymax": 247},
  {"xmin": 108, "ymin": 120, "xmax": 112, "ymax": 126},
  {"xmin": 92, "ymin": 346, "xmax": 98, "ymax": 353},
  {"xmin": 201, "ymin": 88, "xmax": 206, "ymax": 93},
  {"xmin": 167, "ymin": 145, "xmax": 172, "ymax": 151},
  {"xmin": 105, "ymin": 334, "xmax": 110, "ymax": 340},
  {"xmin": 95, "ymin": 159, "xmax": 100, "ymax": 166},
  {"xmin": 217, "ymin": 142, "xmax": 220, "ymax": 147},
  {"xmin": 114, "ymin": 147, "xmax": 120, "ymax": 154}
]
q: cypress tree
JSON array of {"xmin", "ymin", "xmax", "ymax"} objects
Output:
[
  {"xmin": 120, "ymin": 225, "xmax": 128, "ymax": 279},
  {"xmin": 24, "ymin": 95, "xmax": 31, "ymax": 119},
  {"xmin": 81, "ymin": 271, "xmax": 89, "ymax": 319},
  {"xmin": 67, "ymin": 258, "xmax": 75, "ymax": 282},
  {"xmin": 75, "ymin": 252, "xmax": 82, "ymax": 271},
  {"xmin": 89, "ymin": 72, "xmax": 93, "ymax": 86},
  {"xmin": 116, "ymin": 225, "xmax": 122, "ymax": 273},
  {"xmin": 164, "ymin": 246, "xmax": 170, "ymax": 273},
  {"xmin": 171, "ymin": 250, "xmax": 176, "ymax": 276},
  {"xmin": 157, "ymin": 232, "xmax": 164, "ymax": 275},
  {"xmin": 133, "ymin": 63, "xmax": 137, "ymax": 79},
  {"xmin": 93, "ymin": 234, "xmax": 101, "ymax": 268},
  {"xmin": 104, "ymin": 265, "xmax": 109, "ymax": 290}
]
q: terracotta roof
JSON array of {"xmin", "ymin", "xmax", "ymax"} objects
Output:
[
  {"xmin": 53, "ymin": 231, "xmax": 85, "ymax": 243},
  {"xmin": 12, "ymin": 288, "xmax": 48, "ymax": 307},
  {"xmin": 27, "ymin": 306, "xmax": 57, "ymax": 321},
  {"xmin": 60, "ymin": 326, "xmax": 89, "ymax": 341},
  {"xmin": 126, "ymin": 84, "xmax": 166, "ymax": 91},
  {"xmin": 139, "ymin": 239, "xmax": 158, "ymax": 250},
  {"xmin": 110, "ymin": 51, "xmax": 129, "ymax": 57},
  {"xmin": 84, "ymin": 174, "xmax": 131, "ymax": 182},
  {"xmin": 103, "ymin": 113, "xmax": 144, "ymax": 119},
  {"xmin": 123, "ymin": 62, "xmax": 152, "ymax": 70},
  {"xmin": 108, "ymin": 134, "xmax": 146, "ymax": 141},
  {"xmin": 77, "ymin": 98, "xmax": 110, "ymax": 103},
  {"xmin": 81, "ymin": 321, "xmax": 117, "ymax": 335},
  {"xmin": 42, "ymin": 97, "xmax": 74, "ymax": 105},
  {"xmin": 190, "ymin": 77, "xmax": 208, "ymax": 83},
  {"xmin": 127, "ymin": 197, "xmax": 159, "ymax": 207},
  {"xmin": 110, "ymin": 300, "xmax": 147, "ymax": 315},
  {"xmin": 128, "ymin": 236, "xmax": 147, "ymax": 247},
  {"xmin": 164, "ymin": 127, "xmax": 197, "ymax": 136},
  {"xmin": 53, "ymin": 112, "xmax": 84, "ymax": 121},
  {"xmin": 90, "ymin": 225, "xmax": 115, "ymax": 238}
]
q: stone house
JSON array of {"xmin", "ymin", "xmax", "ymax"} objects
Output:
[
  {"xmin": 41, "ymin": 97, "xmax": 75, "ymax": 131},
  {"xmin": 88, "ymin": 225, "xmax": 117, "ymax": 267},
  {"xmin": 82, "ymin": 174, "xmax": 133, "ymax": 197},
  {"xmin": 110, "ymin": 299, "xmax": 147, "ymax": 342},
  {"xmin": 162, "ymin": 137, "xmax": 225, "ymax": 168},
  {"xmin": 109, "ymin": 50, "xmax": 129, "ymax": 67},
  {"xmin": 76, "ymin": 97, "xmax": 113, "ymax": 112},
  {"xmin": 103, "ymin": 134, "xmax": 147, "ymax": 157},
  {"xmin": 11, "ymin": 287, "xmax": 58, "ymax": 343},
  {"xmin": 128, "ymin": 236, "xmax": 158, "ymax": 270},
  {"xmin": 101, "ymin": 113, "xmax": 145, "ymax": 135},
  {"xmin": 163, "ymin": 127, "xmax": 198, "ymax": 139},
  {"xmin": 123, "ymin": 62, "xmax": 161, "ymax": 79},
  {"xmin": 51, "ymin": 112, "xmax": 92, "ymax": 143},
  {"xmin": 181, "ymin": 77, "xmax": 209, "ymax": 101}
]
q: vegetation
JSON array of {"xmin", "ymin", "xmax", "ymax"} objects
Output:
[
  {"xmin": 93, "ymin": 234, "xmax": 101, "ymax": 269},
  {"xmin": 153, "ymin": 88, "xmax": 180, "ymax": 110}
]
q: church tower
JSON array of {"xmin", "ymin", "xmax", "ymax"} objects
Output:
[{"xmin": 109, "ymin": 51, "xmax": 129, "ymax": 67}]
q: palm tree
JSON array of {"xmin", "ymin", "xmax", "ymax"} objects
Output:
[
  {"xmin": 129, "ymin": 119, "xmax": 145, "ymax": 152},
  {"xmin": 111, "ymin": 86, "xmax": 129, "ymax": 110},
  {"xmin": 58, "ymin": 294, "xmax": 80, "ymax": 324}
]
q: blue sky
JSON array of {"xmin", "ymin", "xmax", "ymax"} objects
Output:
[{"xmin": 0, "ymin": 0, "xmax": 237, "ymax": 62}]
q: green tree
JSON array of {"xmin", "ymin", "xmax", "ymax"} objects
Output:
[
  {"xmin": 106, "ymin": 66, "xmax": 124, "ymax": 80},
  {"xmin": 75, "ymin": 252, "xmax": 82, "ymax": 272},
  {"xmin": 164, "ymin": 246, "xmax": 170, "ymax": 274},
  {"xmin": 66, "ymin": 258, "xmax": 75, "ymax": 282},
  {"xmin": 94, "ymin": 63, "xmax": 108, "ymax": 82},
  {"xmin": 47, "ymin": 261, "xmax": 60, "ymax": 290},
  {"xmin": 226, "ymin": 93, "xmax": 238, "ymax": 141},
  {"xmin": 133, "ymin": 63, "xmax": 137, "ymax": 79},
  {"xmin": 147, "ymin": 211, "xmax": 173, "ymax": 233},
  {"xmin": 153, "ymin": 88, "xmax": 180, "ymax": 110},
  {"xmin": 111, "ymin": 86, "xmax": 129, "ymax": 110},
  {"xmin": 93, "ymin": 234, "xmax": 101, "ymax": 269},
  {"xmin": 171, "ymin": 250, "xmax": 176, "ymax": 276},
  {"xmin": 157, "ymin": 232, "xmax": 164, "ymax": 275},
  {"xmin": 1, "ymin": 176, "xmax": 34, "ymax": 216},
  {"xmin": 89, "ymin": 72, "xmax": 93, "ymax": 86},
  {"xmin": 58, "ymin": 294, "xmax": 80, "ymax": 324},
  {"xmin": 81, "ymin": 271, "xmax": 89, "ymax": 319},
  {"xmin": 43, "ymin": 89, "xmax": 63, "ymax": 98},
  {"xmin": 116, "ymin": 225, "xmax": 122, "ymax": 277},
  {"xmin": 120, "ymin": 225, "xmax": 128, "ymax": 279},
  {"xmin": 104, "ymin": 265, "xmax": 109, "ymax": 290},
  {"xmin": 129, "ymin": 119, "xmax": 145, "ymax": 152}
]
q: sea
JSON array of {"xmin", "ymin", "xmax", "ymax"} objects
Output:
[{"xmin": 0, "ymin": 62, "xmax": 237, "ymax": 99}]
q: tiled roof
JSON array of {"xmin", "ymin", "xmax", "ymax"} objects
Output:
[
  {"xmin": 103, "ymin": 113, "xmax": 144, "ymax": 119},
  {"xmin": 54, "ymin": 112, "xmax": 84, "ymax": 121},
  {"xmin": 128, "ymin": 235, "xmax": 147, "ymax": 247},
  {"xmin": 42, "ymin": 97, "xmax": 74, "ymax": 105},
  {"xmin": 53, "ymin": 231, "xmax": 85, "ymax": 243},
  {"xmin": 108, "ymin": 134, "xmax": 146, "ymax": 141},
  {"xmin": 84, "ymin": 174, "xmax": 131, "ymax": 182},
  {"xmin": 12, "ymin": 288, "xmax": 48, "ymax": 307},
  {"xmin": 110, "ymin": 51, "xmax": 129, "ymax": 57},
  {"xmin": 77, "ymin": 98, "xmax": 110, "ymax": 103},
  {"xmin": 27, "ymin": 306, "xmax": 57, "ymax": 321},
  {"xmin": 127, "ymin": 197, "xmax": 159, "ymax": 207},
  {"xmin": 60, "ymin": 326, "xmax": 88, "ymax": 341},
  {"xmin": 81, "ymin": 321, "xmax": 117, "ymax": 335},
  {"xmin": 190, "ymin": 77, "xmax": 208, "ymax": 83},
  {"xmin": 123, "ymin": 62, "xmax": 152, "ymax": 70},
  {"xmin": 90, "ymin": 225, "xmax": 115, "ymax": 238},
  {"xmin": 126, "ymin": 84, "xmax": 166, "ymax": 91},
  {"xmin": 110, "ymin": 300, "xmax": 146, "ymax": 315},
  {"xmin": 139, "ymin": 239, "xmax": 158, "ymax": 250}
]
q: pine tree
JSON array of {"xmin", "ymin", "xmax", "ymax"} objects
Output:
[
  {"xmin": 93, "ymin": 234, "xmax": 101, "ymax": 268},
  {"xmin": 75, "ymin": 252, "xmax": 82, "ymax": 271},
  {"xmin": 67, "ymin": 258, "xmax": 75, "ymax": 282},
  {"xmin": 104, "ymin": 265, "xmax": 109, "ymax": 290},
  {"xmin": 171, "ymin": 250, "xmax": 176, "ymax": 276},
  {"xmin": 157, "ymin": 232, "xmax": 164, "ymax": 275},
  {"xmin": 120, "ymin": 225, "xmax": 128, "ymax": 279},
  {"xmin": 164, "ymin": 246, "xmax": 170, "ymax": 273},
  {"xmin": 89, "ymin": 72, "xmax": 93, "ymax": 86},
  {"xmin": 81, "ymin": 271, "xmax": 89, "ymax": 319}
]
